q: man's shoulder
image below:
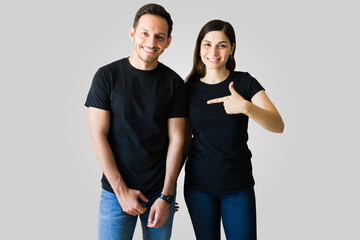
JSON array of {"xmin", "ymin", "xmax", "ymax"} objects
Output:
[
  {"xmin": 157, "ymin": 62, "xmax": 183, "ymax": 82},
  {"xmin": 98, "ymin": 58, "xmax": 126, "ymax": 72}
]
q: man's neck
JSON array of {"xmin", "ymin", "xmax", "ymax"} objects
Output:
[{"xmin": 128, "ymin": 55, "xmax": 158, "ymax": 71}]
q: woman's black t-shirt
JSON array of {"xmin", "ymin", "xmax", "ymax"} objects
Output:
[{"xmin": 185, "ymin": 71, "xmax": 264, "ymax": 195}]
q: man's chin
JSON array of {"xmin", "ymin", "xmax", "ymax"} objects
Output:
[{"xmin": 141, "ymin": 56, "xmax": 159, "ymax": 64}]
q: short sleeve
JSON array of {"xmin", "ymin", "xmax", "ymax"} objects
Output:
[
  {"xmin": 84, "ymin": 68, "xmax": 111, "ymax": 110},
  {"xmin": 168, "ymin": 78, "xmax": 188, "ymax": 118},
  {"xmin": 246, "ymin": 72, "xmax": 265, "ymax": 100}
]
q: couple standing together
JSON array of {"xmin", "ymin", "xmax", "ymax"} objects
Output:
[{"xmin": 85, "ymin": 3, "xmax": 284, "ymax": 240}]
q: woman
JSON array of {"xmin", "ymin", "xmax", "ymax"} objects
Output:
[{"xmin": 184, "ymin": 19, "xmax": 284, "ymax": 240}]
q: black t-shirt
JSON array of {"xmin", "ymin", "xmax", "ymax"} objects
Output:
[
  {"xmin": 85, "ymin": 58, "xmax": 187, "ymax": 198},
  {"xmin": 185, "ymin": 71, "xmax": 264, "ymax": 195}
]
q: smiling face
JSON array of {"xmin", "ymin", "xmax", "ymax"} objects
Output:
[
  {"xmin": 200, "ymin": 31, "xmax": 234, "ymax": 71},
  {"xmin": 129, "ymin": 14, "xmax": 172, "ymax": 70}
]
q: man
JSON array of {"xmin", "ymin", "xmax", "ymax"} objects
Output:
[{"xmin": 85, "ymin": 4, "xmax": 187, "ymax": 239}]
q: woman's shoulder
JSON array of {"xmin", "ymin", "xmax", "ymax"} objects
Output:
[
  {"xmin": 185, "ymin": 77, "xmax": 200, "ymax": 87},
  {"xmin": 231, "ymin": 71, "xmax": 258, "ymax": 83},
  {"xmin": 231, "ymin": 71, "xmax": 251, "ymax": 78}
]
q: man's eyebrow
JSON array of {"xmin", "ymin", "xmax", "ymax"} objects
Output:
[{"xmin": 138, "ymin": 28, "xmax": 166, "ymax": 36}]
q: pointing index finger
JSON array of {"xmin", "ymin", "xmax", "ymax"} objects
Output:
[{"xmin": 207, "ymin": 97, "xmax": 226, "ymax": 104}]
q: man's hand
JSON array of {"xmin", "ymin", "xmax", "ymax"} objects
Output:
[
  {"xmin": 147, "ymin": 198, "xmax": 171, "ymax": 228},
  {"xmin": 115, "ymin": 187, "xmax": 148, "ymax": 216},
  {"xmin": 207, "ymin": 82, "xmax": 249, "ymax": 115}
]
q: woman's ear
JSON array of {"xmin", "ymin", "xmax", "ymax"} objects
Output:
[{"xmin": 231, "ymin": 44, "xmax": 236, "ymax": 55}]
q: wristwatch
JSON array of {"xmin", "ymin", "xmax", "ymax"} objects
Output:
[{"xmin": 159, "ymin": 193, "xmax": 174, "ymax": 204}]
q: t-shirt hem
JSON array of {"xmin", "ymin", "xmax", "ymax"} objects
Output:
[
  {"xmin": 102, "ymin": 183, "xmax": 114, "ymax": 193},
  {"xmin": 84, "ymin": 103, "xmax": 111, "ymax": 111},
  {"xmin": 184, "ymin": 180, "xmax": 254, "ymax": 195},
  {"xmin": 101, "ymin": 180, "xmax": 163, "ymax": 199},
  {"xmin": 168, "ymin": 113, "xmax": 188, "ymax": 118}
]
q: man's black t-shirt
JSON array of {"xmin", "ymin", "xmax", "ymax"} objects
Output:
[
  {"xmin": 185, "ymin": 71, "xmax": 264, "ymax": 195},
  {"xmin": 85, "ymin": 58, "xmax": 187, "ymax": 198}
]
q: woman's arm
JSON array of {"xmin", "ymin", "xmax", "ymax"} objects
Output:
[
  {"xmin": 207, "ymin": 82, "xmax": 284, "ymax": 133},
  {"xmin": 247, "ymin": 90, "xmax": 284, "ymax": 133}
]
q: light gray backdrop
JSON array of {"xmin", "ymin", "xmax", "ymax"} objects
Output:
[{"xmin": 1, "ymin": 0, "xmax": 359, "ymax": 239}]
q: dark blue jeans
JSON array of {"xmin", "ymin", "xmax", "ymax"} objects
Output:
[{"xmin": 184, "ymin": 186, "xmax": 256, "ymax": 240}]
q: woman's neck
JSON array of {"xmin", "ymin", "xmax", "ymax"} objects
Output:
[{"xmin": 200, "ymin": 68, "xmax": 230, "ymax": 85}]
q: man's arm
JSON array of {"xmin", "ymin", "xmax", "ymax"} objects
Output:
[
  {"xmin": 89, "ymin": 107, "xmax": 148, "ymax": 216},
  {"xmin": 147, "ymin": 117, "xmax": 186, "ymax": 228}
]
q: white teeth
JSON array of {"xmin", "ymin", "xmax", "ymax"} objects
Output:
[
  {"xmin": 208, "ymin": 58, "xmax": 219, "ymax": 62},
  {"xmin": 143, "ymin": 47, "xmax": 156, "ymax": 53}
]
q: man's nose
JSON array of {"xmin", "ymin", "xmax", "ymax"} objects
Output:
[{"xmin": 146, "ymin": 35, "xmax": 156, "ymax": 47}]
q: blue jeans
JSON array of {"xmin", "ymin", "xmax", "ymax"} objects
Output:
[
  {"xmin": 184, "ymin": 186, "xmax": 256, "ymax": 240},
  {"xmin": 98, "ymin": 189, "xmax": 175, "ymax": 240}
]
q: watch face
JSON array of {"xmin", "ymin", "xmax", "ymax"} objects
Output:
[
  {"xmin": 160, "ymin": 194, "xmax": 174, "ymax": 204},
  {"xmin": 167, "ymin": 195, "xmax": 174, "ymax": 204}
]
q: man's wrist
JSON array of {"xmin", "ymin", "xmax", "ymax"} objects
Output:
[
  {"xmin": 113, "ymin": 180, "xmax": 128, "ymax": 196},
  {"xmin": 159, "ymin": 193, "xmax": 174, "ymax": 204}
]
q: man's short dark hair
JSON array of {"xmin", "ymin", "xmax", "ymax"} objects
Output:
[{"xmin": 133, "ymin": 3, "xmax": 173, "ymax": 37}]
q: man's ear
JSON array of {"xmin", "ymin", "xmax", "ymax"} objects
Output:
[
  {"xmin": 165, "ymin": 35, "xmax": 172, "ymax": 49},
  {"xmin": 129, "ymin": 26, "xmax": 135, "ymax": 42}
]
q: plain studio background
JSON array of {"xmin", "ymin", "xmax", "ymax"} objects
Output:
[{"xmin": 1, "ymin": 0, "xmax": 359, "ymax": 239}]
